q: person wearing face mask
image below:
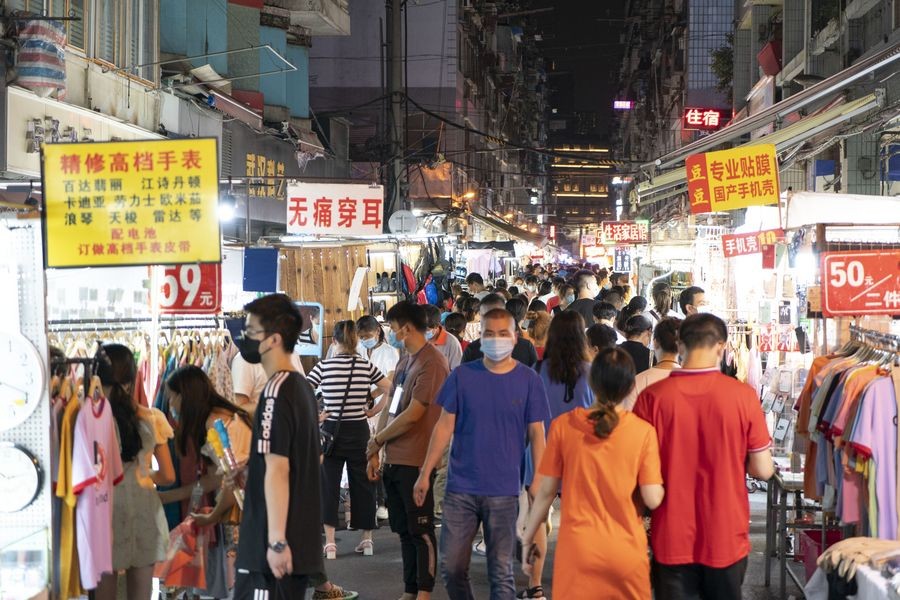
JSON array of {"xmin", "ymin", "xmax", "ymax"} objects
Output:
[
  {"xmin": 422, "ymin": 304, "xmax": 462, "ymax": 370},
  {"xmin": 618, "ymin": 315, "xmax": 653, "ymax": 374},
  {"xmin": 553, "ymin": 283, "xmax": 576, "ymax": 316},
  {"xmin": 566, "ymin": 270, "xmax": 601, "ymax": 326},
  {"xmin": 460, "ymin": 294, "xmax": 538, "ymax": 367},
  {"xmin": 307, "ymin": 320, "xmax": 394, "ymax": 561},
  {"xmin": 633, "ymin": 314, "xmax": 774, "ymax": 600},
  {"xmin": 413, "ymin": 308, "xmax": 551, "ymax": 600},
  {"xmin": 678, "ymin": 285, "xmax": 707, "ymax": 316}
]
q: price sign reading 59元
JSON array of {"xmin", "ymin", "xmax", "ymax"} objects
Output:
[
  {"xmin": 159, "ymin": 264, "xmax": 221, "ymax": 314},
  {"xmin": 821, "ymin": 251, "xmax": 900, "ymax": 317}
]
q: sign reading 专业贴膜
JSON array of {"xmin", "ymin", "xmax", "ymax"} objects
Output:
[{"xmin": 686, "ymin": 144, "xmax": 780, "ymax": 214}]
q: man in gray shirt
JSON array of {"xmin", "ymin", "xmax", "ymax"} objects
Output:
[{"xmin": 423, "ymin": 304, "xmax": 463, "ymax": 370}]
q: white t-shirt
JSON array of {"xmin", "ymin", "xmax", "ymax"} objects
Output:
[{"xmin": 231, "ymin": 353, "xmax": 305, "ymax": 405}]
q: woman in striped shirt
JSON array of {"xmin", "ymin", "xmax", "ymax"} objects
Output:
[{"xmin": 307, "ymin": 320, "xmax": 393, "ymax": 559}]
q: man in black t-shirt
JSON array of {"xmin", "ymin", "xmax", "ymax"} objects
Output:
[{"xmin": 233, "ymin": 294, "xmax": 329, "ymax": 599}]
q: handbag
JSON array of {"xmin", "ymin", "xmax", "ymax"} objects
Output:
[{"xmin": 319, "ymin": 356, "xmax": 356, "ymax": 457}]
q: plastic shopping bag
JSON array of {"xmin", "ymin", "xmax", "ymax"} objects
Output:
[{"xmin": 153, "ymin": 515, "xmax": 209, "ymax": 589}]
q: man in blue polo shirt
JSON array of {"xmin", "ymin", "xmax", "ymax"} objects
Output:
[{"xmin": 414, "ymin": 308, "xmax": 550, "ymax": 600}]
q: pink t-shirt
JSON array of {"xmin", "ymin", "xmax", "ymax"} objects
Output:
[{"xmin": 72, "ymin": 395, "xmax": 124, "ymax": 590}]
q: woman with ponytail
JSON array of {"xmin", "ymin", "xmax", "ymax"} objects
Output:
[
  {"xmin": 95, "ymin": 344, "xmax": 175, "ymax": 600},
  {"xmin": 520, "ymin": 347, "xmax": 665, "ymax": 599}
]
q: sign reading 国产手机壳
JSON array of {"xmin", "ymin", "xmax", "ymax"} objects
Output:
[
  {"xmin": 685, "ymin": 144, "xmax": 780, "ymax": 214},
  {"xmin": 42, "ymin": 138, "xmax": 221, "ymax": 268}
]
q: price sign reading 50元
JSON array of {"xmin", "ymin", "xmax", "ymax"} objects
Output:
[
  {"xmin": 159, "ymin": 264, "xmax": 222, "ymax": 314},
  {"xmin": 821, "ymin": 251, "xmax": 900, "ymax": 317}
]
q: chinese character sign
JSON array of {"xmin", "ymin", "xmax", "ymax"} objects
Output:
[
  {"xmin": 821, "ymin": 251, "xmax": 900, "ymax": 316},
  {"xmin": 43, "ymin": 138, "xmax": 220, "ymax": 268},
  {"xmin": 600, "ymin": 221, "xmax": 649, "ymax": 244},
  {"xmin": 721, "ymin": 228, "xmax": 784, "ymax": 258},
  {"xmin": 685, "ymin": 144, "xmax": 780, "ymax": 214},
  {"xmin": 245, "ymin": 152, "xmax": 286, "ymax": 199},
  {"xmin": 158, "ymin": 264, "xmax": 221, "ymax": 314},
  {"xmin": 286, "ymin": 183, "xmax": 385, "ymax": 237},
  {"xmin": 682, "ymin": 107, "xmax": 729, "ymax": 131}
]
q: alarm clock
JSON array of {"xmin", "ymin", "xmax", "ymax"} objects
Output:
[
  {"xmin": 0, "ymin": 331, "xmax": 46, "ymax": 432},
  {"xmin": 0, "ymin": 444, "xmax": 43, "ymax": 512}
]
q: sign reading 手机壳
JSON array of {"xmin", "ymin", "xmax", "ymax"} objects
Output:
[
  {"xmin": 721, "ymin": 228, "xmax": 784, "ymax": 258},
  {"xmin": 685, "ymin": 144, "xmax": 780, "ymax": 214},
  {"xmin": 286, "ymin": 182, "xmax": 385, "ymax": 237},
  {"xmin": 42, "ymin": 138, "xmax": 221, "ymax": 268}
]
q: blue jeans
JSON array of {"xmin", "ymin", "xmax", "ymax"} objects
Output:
[{"xmin": 440, "ymin": 491, "xmax": 518, "ymax": 600}]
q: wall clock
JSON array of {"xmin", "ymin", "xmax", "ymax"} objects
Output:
[
  {"xmin": 0, "ymin": 331, "xmax": 46, "ymax": 432},
  {"xmin": 0, "ymin": 443, "xmax": 42, "ymax": 512}
]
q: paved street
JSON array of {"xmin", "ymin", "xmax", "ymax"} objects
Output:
[{"xmin": 318, "ymin": 493, "xmax": 805, "ymax": 599}]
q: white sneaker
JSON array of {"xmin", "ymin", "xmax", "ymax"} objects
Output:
[{"xmin": 376, "ymin": 506, "xmax": 389, "ymax": 520}]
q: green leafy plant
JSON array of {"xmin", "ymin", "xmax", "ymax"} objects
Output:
[{"xmin": 710, "ymin": 32, "xmax": 734, "ymax": 104}]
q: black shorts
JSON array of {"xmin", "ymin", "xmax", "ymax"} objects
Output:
[{"xmin": 233, "ymin": 569, "xmax": 310, "ymax": 600}]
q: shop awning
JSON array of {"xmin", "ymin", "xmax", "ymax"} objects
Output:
[
  {"xmin": 784, "ymin": 191, "xmax": 900, "ymax": 228},
  {"xmin": 642, "ymin": 41, "xmax": 900, "ymax": 171},
  {"xmin": 471, "ymin": 213, "xmax": 547, "ymax": 246},
  {"xmin": 635, "ymin": 92, "xmax": 884, "ymax": 205}
]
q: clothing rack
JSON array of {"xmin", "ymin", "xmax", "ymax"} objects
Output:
[
  {"xmin": 50, "ymin": 356, "xmax": 100, "ymax": 397},
  {"xmin": 48, "ymin": 316, "xmax": 224, "ymax": 333},
  {"xmin": 848, "ymin": 325, "xmax": 900, "ymax": 350}
]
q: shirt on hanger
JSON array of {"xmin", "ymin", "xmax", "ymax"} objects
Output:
[{"xmin": 57, "ymin": 395, "xmax": 84, "ymax": 599}]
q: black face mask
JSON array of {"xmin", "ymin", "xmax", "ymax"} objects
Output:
[{"xmin": 238, "ymin": 336, "xmax": 264, "ymax": 364}]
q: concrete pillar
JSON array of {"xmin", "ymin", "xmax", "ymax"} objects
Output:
[{"xmin": 783, "ymin": 0, "xmax": 804, "ymax": 63}]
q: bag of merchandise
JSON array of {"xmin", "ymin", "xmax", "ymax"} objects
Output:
[{"xmin": 153, "ymin": 515, "xmax": 209, "ymax": 589}]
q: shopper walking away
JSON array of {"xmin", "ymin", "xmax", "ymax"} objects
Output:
[
  {"xmin": 94, "ymin": 344, "xmax": 175, "ymax": 600},
  {"xmin": 461, "ymin": 294, "xmax": 538, "ymax": 367},
  {"xmin": 565, "ymin": 270, "xmax": 601, "ymax": 326},
  {"xmin": 414, "ymin": 308, "xmax": 550, "ymax": 600},
  {"xmin": 231, "ymin": 294, "xmax": 326, "ymax": 598},
  {"xmin": 633, "ymin": 314, "xmax": 774, "ymax": 599},
  {"xmin": 366, "ymin": 302, "xmax": 450, "ymax": 600},
  {"xmin": 423, "ymin": 304, "xmax": 463, "ymax": 370},
  {"xmin": 466, "ymin": 272, "xmax": 490, "ymax": 300},
  {"xmin": 519, "ymin": 311, "xmax": 595, "ymax": 600},
  {"xmin": 524, "ymin": 311, "xmax": 551, "ymax": 361},
  {"xmin": 623, "ymin": 318, "xmax": 682, "ymax": 410},
  {"xmin": 307, "ymin": 320, "xmax": 393, "ymax": 558},
  {"xmin": 618, "ymin": 315, "xmax": 653, "ymax": 374},
  {"xmin": 522, "ymin": 347, "xmax": 664, "ymax": 599},
  {"xmin": 647, "ymin": 281, "xmax": 680, "ymax": 326}
]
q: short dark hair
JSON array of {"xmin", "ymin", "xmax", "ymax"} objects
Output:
[
  {"xmin": 422, "ymin": 304, "xmax": 442, "ymax": 329},
  {"xmin": 508, "ymin": 286, "xmax": 520, "ymax": 296},
  {"xmin": 529, "ymin": 299, "xmax": 547, "ymax": 313},
  {"xmin": 586, "ymin": 324, "xmax": 618, "ymax": 351},
  {"xmin": 386, "ymin": 301, "xmax": 428, "ymax": 332},
  {"xmin": 573, "ymin": 270, "xmax": 597, "ymax": 291},
  {"xmin": 627, "ymin": 295, "xmax": 647, "ymax": 312},
  {"xmin": 506, "ymin": 297, "xmax": 528, "ymax": 323},
  {"xmin": 679, "ymin": 286, "xmax": 706, "ymax": 315},
  {"xmin": 679, "ymin": 313, "xmax": 727, "ymax": 350},
  {"xmin": 479, "ymin": 293, "xmax": 506, "ymax": 312},
  {"xmin": 551, "ymin": 276, "xmax": 566, "ymax": 288},
  {"xmin": 597, "ymin": 268, "xmax": 609, "ymax": 281},
  {"xmin": 538, "ymin": 280, "xmax": 553, "ymax": 296},
  {"xmin": 244, "ymin": 293, "xmax": 303, "ymax": 352},
  {"xmin": 653, "ymin": 317, "xmax": 682, "ymax": 354},
  {"xmin": 465, "ymin": 272, "xmax": 484, "ymax": 286},
  {"xmin": 495, "ymin": 278, "xmax": 508, "ymax": 290},
  {"xmin": 624, "ymin": 315, "xmax": 653, "ymax": 338},
  {"xmin": 592, "ymin": 301, "xmax": 618, "ymax": 322},
  {"xmin": 444, "ymin": 312, "xmax": 467, "ymax": 337},
  {"xmin": 357, "ymin": 315, "xmax": 385, "ymax": 342}
]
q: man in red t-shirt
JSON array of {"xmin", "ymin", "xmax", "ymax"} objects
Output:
[{"xmin": 633, "ymin": 314, "xmax": 774, "ymax": 599}]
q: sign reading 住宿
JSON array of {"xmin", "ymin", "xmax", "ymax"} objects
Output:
[
  {"xmin": 42, "ymin": 138, "xmax": 221, "ymax": 268},
  {"xmin": 286, "ymin": 182, "xmax": 385, "ymax": 237},
  {"xmin": 685, "ymin": 144, "xmax": 780, "ymax": 214},
  {"xmin": 821, "ymin": 251, "xmax": 900, "ymax": 316}
]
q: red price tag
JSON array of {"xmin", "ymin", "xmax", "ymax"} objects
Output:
[
  {"xmin": 821, "ymin": 251, "xmax": 900, "ymax": 316},
  {"xmin": 159, "ymin": 264, "xmax": 222, "ymax": 314}
]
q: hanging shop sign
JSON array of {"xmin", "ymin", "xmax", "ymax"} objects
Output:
[
  {"xmin": 581, "ymin": 234, "xmax": 596, "ymax": 247},
  {"xmin": 613, "ymin": 247, "xmax": 632, "ymax": 272},
  {"xmin": 721, "ymin": 228, "xmax": 784, "ymax": 258},
  {"xmin": 158, "ymin": 264, "xmax": 222, "ymax": 314},
  {"xmin": 600, "ymin": 221, "xmax": 649, "ymax": 244},
  {"xmin": 286, "ymin": 182, "xmax": 385, "ymax": 237},
  {"xmin": 682, "ymin": 107, "xmax": 729, "ymax": 132},
  {"xmin": 223, "ymin": 121, "xmax": 305, "ymax": 202},
  {"xmin": 42, "ymin": 138, "xmax": 221, "ymax": 268},
  {"xmin": 821, "ymin": 250, "xmax": 900, "ymax": 316},
  {"xmin": 685, "ymin": 144, "xmax": 780, "ymax": 214}
]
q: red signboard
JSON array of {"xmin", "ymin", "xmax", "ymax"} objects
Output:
[
  {"xmin": 683, "ymin": 107, "xmax": 729, "ymax": 131},
  {"xmin": 821, "ymin": 251, "xmax": 900, "ymax": 316},
  {"xmin": 159, "ymin": 263, "xmax": 222, "ymax": 314},
  {"xmin": 600, "ymin": 221, "xmax": 649, "ymax": 244},
  {"xmin": 721, "ymin": 228, "xmax": 784, "ymax": 258}
]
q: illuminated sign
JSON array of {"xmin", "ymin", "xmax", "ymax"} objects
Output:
[
  {"xmin": 682, "ymin": 107, "xmax": 729, "ymax": 131},
  {"xmin": 613, "ymin": 100, "xmax": 634, "ymax": 110}
]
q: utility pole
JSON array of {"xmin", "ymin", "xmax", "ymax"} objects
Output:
[{"xmin": 385, "ymin": 0, "xmax": 405, "ymax": 219}]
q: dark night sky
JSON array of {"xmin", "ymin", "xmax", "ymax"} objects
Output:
[{"xmin": 526, "ymin": 1, "xmax": 627, "ymax": 141}]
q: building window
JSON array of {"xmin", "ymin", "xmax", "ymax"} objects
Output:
[
  {"xmin": 49, "ymin": 0, "xmax": 86, "ymax": 51},
  {"xmin": 563, "ymin": 183, "xmax": 571, "ymax": 192},
  {"xmin": 589, "ymin": 184, "xmax": 597, "ymax": 193},
  {"xmin": 572, "ymin": 184, "xmax": 580, "ymax": 192},
  {"xmin": 94, "ymin": 0, "xmax": 156, "ymax": 81}
]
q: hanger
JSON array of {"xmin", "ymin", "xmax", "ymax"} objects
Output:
[{"xmin": 87, "ymin": 375, "xmax": 102, "ymax": 401}]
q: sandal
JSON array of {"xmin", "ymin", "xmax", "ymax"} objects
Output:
[
  {"xmin": 323, "ymin": 543, "xmax": 337, "ymax": 560},
  {"xmin": 354, "ymin": 539, "xmax": 374, "ymax": 556}
]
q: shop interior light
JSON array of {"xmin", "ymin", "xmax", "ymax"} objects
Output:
[
  {"xmin": 219, "ymin": 180, "xmax": 236, "ymax": 222},
  {"xmin": 461, "ymin": 191, "xmax": 477, "ymax": 199}
]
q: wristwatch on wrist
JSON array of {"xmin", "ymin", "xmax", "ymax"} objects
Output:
[{"xmin": 268, "ymin": 540, "xmax": 288, "ymax": 553}]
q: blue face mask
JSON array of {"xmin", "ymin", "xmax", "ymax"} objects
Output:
[
  {"xmin": 481, "ymin": 337, "xmax": 515, "ymax": 361},
  {"xmin": 360, "ymin": 337, "xmax": 378, "ymax": 350},
  {"xmin": 565, "ymin": 294, "xmax": 576, "ymax": 304},
  {"xmin": 425, "ymin": 329, "xmax": 435, "ymax": 341},
  {"xmin": 169, "ymin": 404, "xmax": 179, "ymax": 421},
  {"xmin": 387, "ymin": 328, "xmax": 405, "ymax": 349}
]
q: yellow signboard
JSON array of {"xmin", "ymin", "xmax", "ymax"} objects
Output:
[
  {"xmin": 42, "ymin": 138, "xmax": 221, "ymax": 268},
  {"xmin": 685, "ymin": 143, "xmax": 780, "ymax": 214}
]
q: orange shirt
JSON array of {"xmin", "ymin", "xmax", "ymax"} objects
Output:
[{"xmin": 539, "ymin": 408, "xmax": 661, "ymax": 599}]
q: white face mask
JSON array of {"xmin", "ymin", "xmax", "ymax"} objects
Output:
[
  {"xmin": 481, "ymin": 337, "xmax": 515, "ymax": 361},
  {"xmin": 696, "ymin": 305, "xmax": 712, "ymax": 314}
]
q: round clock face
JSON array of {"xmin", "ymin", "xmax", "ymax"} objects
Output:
[
  {"xmin": 0, "ymin": 444, "xmax": 42, "ymax": 512},
  {"xmin": 0, "ymin": 332, "xmax": 46, "ymax": 432}
]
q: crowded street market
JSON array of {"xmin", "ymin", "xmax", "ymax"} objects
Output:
[{"xmin": 1, "ymin": 1, "xmax": 900, "ymax": 599}]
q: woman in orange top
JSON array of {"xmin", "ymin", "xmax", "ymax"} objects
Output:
[{"xmin": 521, "ymin": 347, "xmax": 665, "ymax": 599}]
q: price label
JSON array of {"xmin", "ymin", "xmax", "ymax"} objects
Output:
[
  {"xmin": 821, "ymin": 251, "xmax": 900, "ymax": 316},
  {"xmin": 159, "ymin": 264, "xmax": 221, "ymax": 314}
]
